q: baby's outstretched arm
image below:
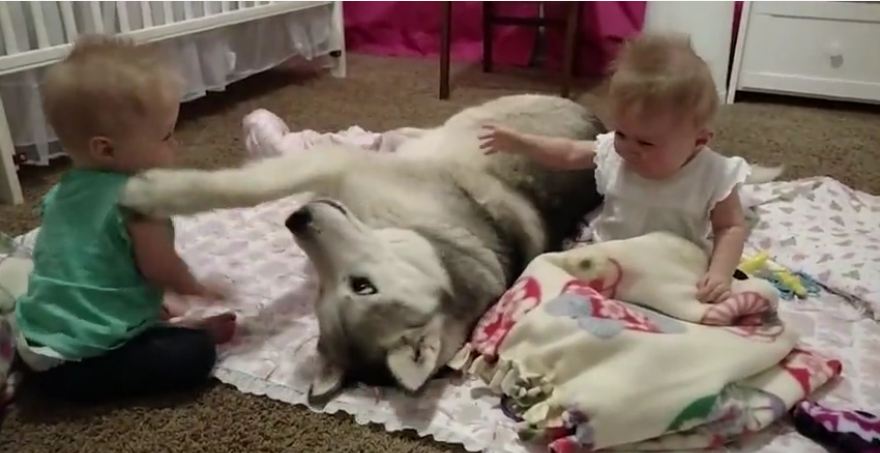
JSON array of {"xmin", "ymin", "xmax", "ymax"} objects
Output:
[
  {"xmin": 127, "ymin": 215, "xmax": 223, "ymax": 299},
  {"xmin": 478, "ymin": 124, "xmax": 597, "ymax": 170},
  {"xmin": 697, "ymin": 188, "xmax": 748, "ymax": 303}
]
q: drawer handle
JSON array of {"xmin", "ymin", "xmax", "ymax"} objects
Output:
[{"xmin": 827, "ymin": 41, "xmax": 844, "ymax": 68}]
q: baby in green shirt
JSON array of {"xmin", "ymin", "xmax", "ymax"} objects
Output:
[{"xmin": 14, "ymin": 35, "xmax": 235, "ymax": 402}]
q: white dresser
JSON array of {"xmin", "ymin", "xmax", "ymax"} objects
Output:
[{"xmin": 727, "ymin": 1, "xmax": 880, "ymax": 104}]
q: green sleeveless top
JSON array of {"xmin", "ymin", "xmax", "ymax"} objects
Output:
[{"xmin": 14, "ymin": 169, "xmax": 166, "ymax": 360}]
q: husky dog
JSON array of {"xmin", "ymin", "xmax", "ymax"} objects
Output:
[{"xmin": 119, "ymin": 94, "xmax": 779, "ymax": 402}]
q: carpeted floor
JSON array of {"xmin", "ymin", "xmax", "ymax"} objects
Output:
[{"xmin": 1, "ymin": 54, "xmax": 878, "ymax": 453}]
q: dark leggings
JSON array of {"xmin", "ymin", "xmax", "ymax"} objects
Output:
[{"xmin": 32, "ymin": 325, "xmax": 217, "ymax": 403}]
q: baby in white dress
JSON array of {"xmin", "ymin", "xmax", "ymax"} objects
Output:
[{"xmin": 480, "ymin": 32, "xmax": 750, "ymax": 304}]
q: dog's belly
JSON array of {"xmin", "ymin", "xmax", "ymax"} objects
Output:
[{"xmin": 335, "ymin": 165, "xmax": 508, "ymax": 247}]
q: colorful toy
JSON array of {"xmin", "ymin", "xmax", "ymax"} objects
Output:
[
  {"xmin": 739, "ymin": 251, "xmax": 771, "ymax": 276},
  {"xmin": 775, "ymin": 269, "xmax": 808, "ymax": 298},
  {"xmin": 739, "ymin": 250, "xmax": 812, "ymax": 300},
  {"xmin": 796, "ymin": 272, "xmax": 823, "ymax": 298}
]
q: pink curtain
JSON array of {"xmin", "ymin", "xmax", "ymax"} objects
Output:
[{"xmin": 343, "ymin": 1, "xmax": 647, "ymax": 77}]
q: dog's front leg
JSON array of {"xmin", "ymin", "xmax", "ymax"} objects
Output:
[{"xmin": 120, "ymin": 146, "xmax": 357, "ymax": 217}]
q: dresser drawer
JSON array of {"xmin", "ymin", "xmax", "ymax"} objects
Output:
[{"xmin": 734, "ymin": 1, "xmax": 880, "ymax": 102}]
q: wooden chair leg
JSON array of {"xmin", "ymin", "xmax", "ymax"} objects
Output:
[
  {"xmin": 571, "ymin": 2, "xmax": 582, "ymax": 80},
  {"xmin": 440, "ymin": 1, "xmax": 452, "ymax": 99},
  {"xmin": 560, "ymin": 2, "xmax": 580, "ymax": 98},
  {"xmin": 482, "ymin": 2, "xmax": 494, "ymax": 73}
]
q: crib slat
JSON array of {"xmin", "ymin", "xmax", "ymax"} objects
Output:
[
  {"xmin": 0, "ymin": 3, "xmax": 18, "ymax": 54},
  {"xmin": 141, "ymin": 1, "xmax": 154, "ymax": 28},
  {"xmin": 221, "ymin": 2, "xmax": 231, "ymax": 13},
  {"xmin": 183, "ymin": 2, "xmax": 194, "ymax": 20},
  {"xmin": 237, "ymin": 1, "xmax": 247, "ymax": 10},
  {"xmin": 117, "ymin": 1, "xmax": 131, "ymax": 32},
  {"xmin": 0, "ymin": 95, "xmax": 25, "ymax": 204},
  {"xmin": 59, "ymin": 1, "xmax": 78, "ymax": 43},
  {"xmin": 162, "ymin": 1, "xmax": 173, "ymax": 25},
  {"xmin": 89, "ymin": 2, "xmax": 104, "ymax": 33},
  {"xmin": 29, "ymin": 2, "xmax": 52, "ymax": 49}
]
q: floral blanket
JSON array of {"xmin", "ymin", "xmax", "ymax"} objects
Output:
[{"xmin": 450, "ymin": 232, "xmax": 842, "ymax": 452}]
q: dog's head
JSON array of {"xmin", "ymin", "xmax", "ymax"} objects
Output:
[{"xmin": 286, "ymin": 199, "xmax": 470, "ymax": 402}]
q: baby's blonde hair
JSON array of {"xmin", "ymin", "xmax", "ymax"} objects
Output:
[
  {"xmin": 608, "ymin": 32, "xmax": 718, "ymax": 128},
  {"xmin": 41, "ymin": 35, "xmax": 182, "ymax": 153}
]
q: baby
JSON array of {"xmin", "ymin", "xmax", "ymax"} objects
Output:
[
  {"xmin": 480, "ymin": 32, "xmax": 750, "ymax": 304},
  {"xmin": 13, "ymin": 35, "xmax": 236, "ymax": 402}
]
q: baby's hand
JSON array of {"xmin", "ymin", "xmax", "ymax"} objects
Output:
[
  {"xmin": 196, "ymin": 276, "xmax": 233, "ymax": 301},
  {"xmin": 696, "ymin": 271, "xmax": 732, "ymax": 304},
  {"xmin": 478, "ymin": 124, "xmax": 527, "ymax": 155}
]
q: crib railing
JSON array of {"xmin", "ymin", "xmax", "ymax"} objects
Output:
[
  {"xmin": 0, "ymin": 1, "xmax": 339, "ymax": 76},
  {"xmin": 0, "ymin": 1, "xmax": 345, "ymax": 205}
]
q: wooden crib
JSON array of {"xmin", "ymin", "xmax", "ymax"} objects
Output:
[{"xmin": 0, "ymin": 1, "xmax": 346, "ymax": 205}]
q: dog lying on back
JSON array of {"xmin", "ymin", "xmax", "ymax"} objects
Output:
[{"xmin": 119, "ymin": 94, "xmax": 777, "ymax": 401}]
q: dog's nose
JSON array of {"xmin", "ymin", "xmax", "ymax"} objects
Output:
[{"xmin": 285, "ymin": 207, "xmax": 312, "ymax": 233}]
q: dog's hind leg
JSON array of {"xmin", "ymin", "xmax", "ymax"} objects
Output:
[{"xmin": 120, "ymin": 145, "xmax": 362, "ymax": 217}]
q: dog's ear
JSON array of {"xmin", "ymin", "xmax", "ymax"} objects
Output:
[
  {"xmin": 310, "ymin": 300, "xmax": 349, "ymax": 403},
  {"xmin": 386, "ymin": 316, "xmax": 443, "ymax": 392},
  {"xmin": 308, "ymin": 358, "xmax": 345, "ymax": 403},
  {"xmin": 308, "ymin": 333, "xmax": 347, "ymax": 403}
]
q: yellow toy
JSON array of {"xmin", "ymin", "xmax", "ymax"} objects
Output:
[
  {"xmin": 739, "ymin": 251, "xmax": 771, "ymax": 275},
  {"xmin": 739, "ymin": 250, "xmax": 808, "ymax": 299}
]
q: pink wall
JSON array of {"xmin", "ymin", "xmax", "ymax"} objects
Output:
[{"xmin": 343, "ymin": 1, "xmax": 647, "ymax": 77}]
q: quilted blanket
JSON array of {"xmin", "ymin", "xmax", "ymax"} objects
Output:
[{"xmin": 450, "ymin": 232, "xmax": 842, "ymax": 452}]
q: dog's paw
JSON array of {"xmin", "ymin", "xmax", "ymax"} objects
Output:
[
  {"xmin": 243, "ymin": 109, "xmax": 292, "ymax": 159},
  {"xmin": 120, "ymin": 169, "xmax": 193, "ymax": 217},
  {"xmin": 242, "ymin": 108, "xmax": 289, "ymax": 134}
]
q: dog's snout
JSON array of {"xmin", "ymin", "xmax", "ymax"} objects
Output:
[{"xmin": 285, "ymin": 207, "xmax": 312, "ymax": 232}]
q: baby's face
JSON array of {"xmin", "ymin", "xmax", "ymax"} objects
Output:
[
  {"xmin": 113, "ymin": 97, "xmax": 180, "ymax": 173},
  {"xmin": 610, "ymin": 106, "xmax": 711, "ymax": 180}
]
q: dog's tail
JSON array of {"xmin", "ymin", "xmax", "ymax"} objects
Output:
[{"xmin": 746, "ymin": 164, "xmax": 784, "ymax": 185}]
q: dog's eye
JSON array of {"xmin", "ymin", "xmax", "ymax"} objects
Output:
[{"xmin": 350, "ymin": 276, "xmax": 377, "ymax": 295}]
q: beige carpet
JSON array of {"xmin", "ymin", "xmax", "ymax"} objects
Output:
[{"xmin": 1, "ymin": 54, "xmax": 878, "ymax": 453}]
